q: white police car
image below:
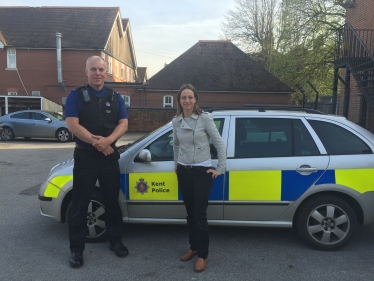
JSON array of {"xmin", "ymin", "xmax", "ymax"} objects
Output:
[{"xmin": 39, "ymin": 107, "xmax": 374, "ymax": 250}]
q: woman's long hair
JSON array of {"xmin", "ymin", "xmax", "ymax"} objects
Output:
[{"xmin": 176, "ymin": 83, "xmax": 202, "ymax": 116}]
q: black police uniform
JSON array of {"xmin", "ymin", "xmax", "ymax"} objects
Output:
[{"xmin": 69, "ymin": 86, "xmax": 122, "ymax": 252}]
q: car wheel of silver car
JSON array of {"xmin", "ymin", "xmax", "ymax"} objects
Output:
[
  {"xmin": 1, "ymin": 127, "xmax": 15, "ymax": 141},
  {"xmin": 296, "ymin": 195, "xmax": 357, "ymax": 251},
  {"xmin": 56, "ymin": 128, "xmax": 71, "ymax": 142},
  {"xmin": 66, "ymin": 192, "xmax": 107, "ymax": 243}
]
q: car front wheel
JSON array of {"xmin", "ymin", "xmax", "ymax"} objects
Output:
[
  {"xmin": 296, "ymin": 195, "xmax": 357, "ymax": 251},
  {"xmin": 66, "ymin": 192, "xmax": 107, "ymax": 243},
  {"xmin": 56, "ymin": 128, "xmax": 71, "ymax": 142},
  {"xmin": 1, "ymin": 127, "xmax": 15, "ymax": 141}
]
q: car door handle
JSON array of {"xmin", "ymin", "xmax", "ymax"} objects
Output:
[{"xmin": 296, "ymin": 166, "xmax": 317, "ymax": 173}]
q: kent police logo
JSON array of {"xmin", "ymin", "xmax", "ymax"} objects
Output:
[{"xmin": 135, "ymin": 178, "xmax": 149, "ymax": 195}]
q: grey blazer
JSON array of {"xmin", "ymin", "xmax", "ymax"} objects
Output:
[{"xmin": 172, "ymin": 112, "xmax": 226, "ymax": 174}]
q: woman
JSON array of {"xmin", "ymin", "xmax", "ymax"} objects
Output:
[{"xmin": 172, "ymin": 83, "xmax": 226, "ymax": 273}]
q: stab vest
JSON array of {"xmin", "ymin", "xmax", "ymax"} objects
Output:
[{"xmin": 77, "ymin": 86, "xmax": 118, "ymax": 138}]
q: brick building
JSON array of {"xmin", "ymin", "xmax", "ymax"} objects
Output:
[
  {"xmin": 135, "ymin": 40, "xmax": 293, "ymax": 108},
  {"xmin": 0, "ymin": 6, "xmax": 140, "ymax": 114},
  {"xmin": 334, "ymin": 0, "xmax": 374, "ymax": 131}
]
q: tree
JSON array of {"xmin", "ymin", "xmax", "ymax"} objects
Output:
[{"xmin": 222, "ymin": 0, "xmax": 346, "ymax": 104}]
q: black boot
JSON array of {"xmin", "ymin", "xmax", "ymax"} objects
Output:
[{"xmin": 70, "ymin": 251, "xmax": 83, "ymax": 268}]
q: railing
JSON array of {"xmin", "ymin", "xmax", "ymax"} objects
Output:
[{"xmin": 336, "ymin": 23, "xmax": 374, "ymax": 131}]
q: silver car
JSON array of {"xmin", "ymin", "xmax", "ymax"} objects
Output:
[
  {"xmin": 0, "ymin": 110, "xmax": 72, "ymax": 142},
  {"xmin": 38, "ymin": 108, "xmax": 374, "ymax": 250}
]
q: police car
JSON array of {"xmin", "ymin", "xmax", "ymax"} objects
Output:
[{"xmin": 38, "ymin": 107, "xmax": 374, "ymax": 251}]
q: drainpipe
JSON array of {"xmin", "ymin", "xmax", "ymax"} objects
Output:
[{"xmin": 56, "ymin": 32, "xmax": 66, "ymax": 92}]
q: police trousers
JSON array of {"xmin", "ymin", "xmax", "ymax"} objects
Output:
[
  {"xmin": 69, "ymin": 148, "xmax": 122, "ymax": 252},
  {"xmin": 176, "ymin": 164, "xmax": 213, "ymax": 259}
]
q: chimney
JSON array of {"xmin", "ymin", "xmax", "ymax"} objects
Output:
[{"xmin": 56, "ymin": 32, "xmax": 66, "ymax": 92}]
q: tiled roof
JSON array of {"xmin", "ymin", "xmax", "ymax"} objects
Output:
[
  {"xmin": 141, "ymin": 40, "xmax": 293, "ymax": 93},
  {"xmin": 136, "ymin": 67, "xmax": 147, "ymax": 83},
  {"xmin": 122, "ymin": 19, "xmax": 129, "ymax": 30},
  {"xmin": 0, "ymin": 6, "xmax": 119, "ymax": 48}
]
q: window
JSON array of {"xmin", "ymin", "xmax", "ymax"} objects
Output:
[
  {"xmin": 101, "ymin": 53, "xmax": 105, "ymax": 61},
  {"xmin": 10, "ymin": 112, "xmax": 30, "ymax": 119},
  {"xmin": 7, "ymin": 49, "xmax": 16, "ymax": 69},
  {"xmin": 308, "ymin": 120, "xmax": 372, "ymax": 155},
  {"xmin": 143, "ymin": 118, "xmax": 225, "ymax": 162},
  {"xmin": 108, "ymin": 57, "xmax": 112, "ymax": 74},
  {"xmin": 121, "ymin": 65, "xmax": 125, "ymax": 79},
  {"xmin": 32, "ymin": 112, "xmax": 48, "ymax": 121},
  {"xmin": 293, "ymin": 119, "xmax": 320, "ymax": 156},
  {"xmin": 233, "ymin": 118, "xmax": 319, "ymax": 158},
  {"xmin": 32, "ymin": 91, "xmax": 40, "ymax": 96},
  {"xmin": 62, "ymin": 97, "xmax": 67, "ymax": 105},
  {"xmin": 122, "ymin": 95, "xmax": 130, "ymax": 107},
  {"xmin": 48, "ymin": 112, "xmax": 65, "ymax": 121},
  {"xmin": 146, "ymin": 130, "xmax": 175, "ymax": 161},
  {"xmin": 163, "ymin": 96, "xmax": 173, "ymax": 107},
  {"xmin": 8, "ymin": 92, "xmax": 17, "ymax": 96},
  {"xmin": 115, "ymin": 60, "xmax": 118, "ymax": 77},
  {"xmin": 210, "ymin": 118, "xmax": 225, "ymax": 159}
]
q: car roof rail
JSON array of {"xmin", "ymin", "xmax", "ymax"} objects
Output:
[{"xmin": 204, "ymin": 105, "xmax": 325, "ymax": 114}]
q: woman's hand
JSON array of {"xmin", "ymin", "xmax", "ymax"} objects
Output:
[{"xmin": 207, "ymin": 169, "xmax": 221, "ymax": 179}]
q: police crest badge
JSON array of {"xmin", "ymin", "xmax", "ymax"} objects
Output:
[{"xmin": 135, "ymin": 178, "xmax": 149, "ymax": 195}]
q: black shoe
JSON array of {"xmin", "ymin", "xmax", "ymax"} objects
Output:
[
  {"xmin": 70, "ymin": 251, "xmax": 83, "ymax": 268},
  {"xmin": 109, "ymin": 242, "xmax": 129, "ymax": 257}
]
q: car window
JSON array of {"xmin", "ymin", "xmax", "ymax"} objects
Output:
[
  {"xmin": 293, "ymin": 119, "xmax": 320, "ymax": 156},
  {"xmin": 48, "ymin": 112, "xmax": 65, "ymax": 121},
  {"xmin": 32, "ymin": 112, "xmax": 48, "ymax": 120},
  {"xmin": 145, "ymin": 118, "xmax": 225, "ymax": 162},
  {"xmin": 308, "ymin": 120, "xmax": 372, "ymax": 155},
  {"xmin": 234, "ymin": 118, "xmax": 320, "ymax": 158},
  {"xmin": 210, "ymin": 118, "xmax": 224, "ymax": 159},
  {"xmin": 147, "ymin": 130, "xmax": 174, "ymax": 161},
  {"xmin": 10, "ymin": 112, "xmax": 30, "ymax": 119}
]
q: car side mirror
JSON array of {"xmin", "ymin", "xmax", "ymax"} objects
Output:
[
  {"xmin": 138, "ymin": 149, "xmax": 151, "ymax": 162},
  {"xmin": 44, "ymin": 118, "xmax": 52, "ymax": 123}
]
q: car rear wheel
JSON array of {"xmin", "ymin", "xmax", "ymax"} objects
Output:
[
  {"xmin": 296, "ymin": 195, "xmax": 357, "ymax": 250},
  {"xmin": 66, "ymin": 192, "xmax": 107, "ymax": 243},
  {"xmin": 1, "ymin": 127, "xmax": 15, "ymax": 141},
  {"xmin": 56, "ymin": 128, "xmax": 71, "ymax": 142}
]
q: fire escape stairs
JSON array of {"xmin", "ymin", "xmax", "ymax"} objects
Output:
[{"xmin": 335, "ymin": 23, "xmax": 374, "ymax": 116}]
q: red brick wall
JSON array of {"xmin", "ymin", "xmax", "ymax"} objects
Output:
[
  {"xmin": 337, "ymin": 0, "xmax": 374, "ymax": 125},
  {"xmin": 346, "ymin": 0, "xmax": 374, "ymax": 29},
  {"xmin": 0, "ymin": 49, "xmax": 133, "ymax": 105},
  {"xmin": 127, "ymin": 107, "xmax": 175, "ymax": 132},
  {"xmin": 132, "ymin": 89, "xmax": 290, "ymax": 108}
]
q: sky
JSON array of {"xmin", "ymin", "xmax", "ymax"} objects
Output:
[{"xmin": 2, "ymin": 0, "xmax": 237, "ymax": 77}]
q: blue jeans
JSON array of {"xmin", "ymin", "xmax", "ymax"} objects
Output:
[
  {"xmin": 177, "ymin": 164, "xmax": 213, "ymax": 259},
  {"xmin": 69, "ymin": 148, "xmax": 122, "ymax": 252}
]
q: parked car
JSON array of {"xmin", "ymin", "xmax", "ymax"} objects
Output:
[
  {"xmin": 0, "ymin": 120, "xmax": 3, "ymax": 138},
  {"xmin": 0, "ymin": 110, "xmax": 72, "ymax": 142},
  {"xmin": 38, "ymin": 107, "xmax": 374, "ymax": 250}
]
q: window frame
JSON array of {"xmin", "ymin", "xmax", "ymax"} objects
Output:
[
  {"xmin": 307, "ymin": 119, "xmax": 373, "ymax": 155},
  {"xmin": 121, "ymin": 64, "xmax": 125, "ymax": 80},
  {"xmin": 122, "ymin": 95, "xmax": 130, "ymax": 107},
  {"xmin": 108, "ymin": 57, "xmax": 112, "ymax": 75},
  {"xmin": 115, "ymin": 60, "xmax": 119, "ymax": 77},
  {"xmin": 10, "ymin": 112, "xmax": 30, "ymax": 119},
  {"xmin": 163, "ymin": 95, "xmax": 173, "ymax": 107},
  {"xmin": 7, "ymin": 48, "xmax": 16, "ymax": 69}
]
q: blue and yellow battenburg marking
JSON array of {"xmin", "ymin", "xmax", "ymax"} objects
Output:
[
  {"xmin": 227, "ymin": 168, "xmax": 374, "ymax": 201},
  {"xmin": 120, "ymin": 169, "xmax": 374, "ymax": 202}
]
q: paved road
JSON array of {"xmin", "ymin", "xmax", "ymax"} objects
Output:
[{"xmin": 1, "ymin": 134, "xmax": 374, "ymax": 280}]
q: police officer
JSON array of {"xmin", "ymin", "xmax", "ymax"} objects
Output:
[{"xmin": 65, "ymin": 56, "xmax": 129, "ymax": 268}]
